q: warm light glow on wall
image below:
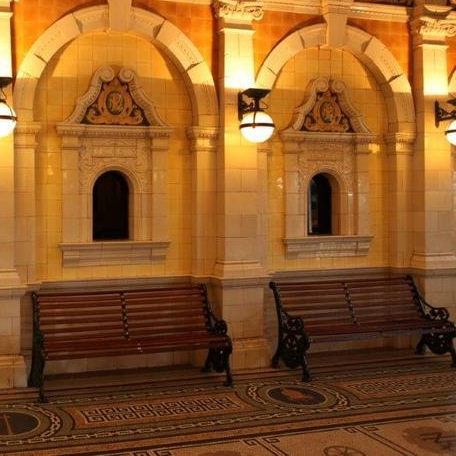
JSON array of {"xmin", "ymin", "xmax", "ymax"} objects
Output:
[{"xmin": 424, "ymin": 75, "xmax": 448, "ymax": 96}]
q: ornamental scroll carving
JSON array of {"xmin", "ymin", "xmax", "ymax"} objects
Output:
[
  {"xmin": 213, "ymin": 0, "xmax": 264, "ymax": 21},
  {"xmin": 63, "ymin": 66, "xmax": 167, "ymax": 127},
  {"xmin": 303, "ymin": 90, "xmax": 353, "ymax": 133},
  {"xmin": 287, "ymin": 78, "xmax": 371, "ymax": 134},
  {"xmin": 84, "ymin": 77, "xmax": 146, "ymax": 126}
]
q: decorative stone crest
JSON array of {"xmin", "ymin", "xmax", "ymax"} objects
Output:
[
  {"xmin": 303, "ymin": 90, "xmax": 353, "ymax": 133},
  {"xmin": 286, "ymin": 78, "xmax": 370, "ymax": 134},
  {"xmin": 64, "ymin": 66, "xmax": 167, "ymax": 127},
  {"xmin": 84, "ymin": 77, "xmax": 146, "ymax": 126},
  {"xmin": 213, "ymin": 0, "xmax": 264, "ymax": 21}
]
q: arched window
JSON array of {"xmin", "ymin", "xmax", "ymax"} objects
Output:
[
  {"xmin": 308, "ymin": 173, "xmax": 332, "ymax": 235},
  {"xmin": 93, "ymin": 171, "xmax": 129, "ymax": 240}
]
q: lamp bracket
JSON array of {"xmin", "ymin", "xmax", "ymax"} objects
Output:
[
  {"xmin": 0, "ymin": 77, "xmax": 13, "ymax": 89},
  {"xmin": 238, "ymin": 88, "xmax": 270, "ymax": 121},
  {"xmin": 435, "ymin": 99, "xmax": 456, "ymax": 127}
]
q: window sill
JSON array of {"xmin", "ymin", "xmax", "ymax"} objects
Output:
[
  {"xmin": 60, "ymin": 241, "xmax": 170, "ymax": 267},
  {"xmin": 283, "ymin": 235, "xmax": 373, "ymax": 258}
]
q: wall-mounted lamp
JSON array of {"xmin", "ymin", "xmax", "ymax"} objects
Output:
[
  {"xmin": 0, "ymin": 77, "xmax": 17, "ymax": 138},
  {"xmin": 435, "ymin": 98, "xmax": 456, "ymax": 146},
  {"xmin": 238, "ymin": 88, "xmax": 275, "ymax": 143}
]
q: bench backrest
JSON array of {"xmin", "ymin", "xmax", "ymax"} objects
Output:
[
  {"xmin": 33, "ymin": 292, "xmax": 125, "ymax": 345},
  {"xmin": 32, "ymin": 284, "xmax": 212, "ymax": 344},
  {"xmin": 344, "ymin": 276, "xmax": 423, "ymax": 326},
  {"xmin": 272, "ymin": 280, "xmax": 355, "ymax": 330},
  {"xmin": 122, "ymin": 285, "xmax": 211, "ymax": 339},
  {"xmin": 272, "ymin": 276, "xmax": 424, "ymax": 329}
]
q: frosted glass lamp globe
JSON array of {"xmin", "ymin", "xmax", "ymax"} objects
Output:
[
  {"xmin": 0, "ymin": 99, "xmax": 16, "ymax": 138},
  {"xmin": 446, "ymin": 120, "xmax": 456, "ymax": 146},
  {"xmin": 239, "ymin": 111, "xmax": 274, "ymax": 143}
]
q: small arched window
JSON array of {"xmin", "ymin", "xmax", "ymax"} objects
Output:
[
  {"xmin": 308, "ymin": 173, "xmax": 332, "ymax": 235},
  {"xmin": 93, "ymin": 171, "xmax": 129, "ymax": 240}
]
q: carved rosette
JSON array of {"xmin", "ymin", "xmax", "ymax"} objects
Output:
[{"xmin": 213, "ymin": 0, "xmax": 264, "ymax": 21}]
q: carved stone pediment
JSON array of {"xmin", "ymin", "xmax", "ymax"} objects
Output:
[
  {"xmin": 62, "ymin": 66, "xmax": 168, "ymax": 127},
  {"xmin": 285, "ymin": 77, "xmax": 371, "ymax": 134}
]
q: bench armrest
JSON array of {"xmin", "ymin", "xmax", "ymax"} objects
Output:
[
  {"xmin": 406, "ymin": 275, "xmax": 452, "ymax": 323},
  {"xmin": 201, "ymin": 284, "xmax": 229, "ymax": 337},
  {"xmin": 421, "ymin": 301, "xmax": 450, "ymax": 321}
]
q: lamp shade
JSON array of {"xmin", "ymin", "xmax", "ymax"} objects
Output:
[
  {"xmin": 446, "ymin": 120, "xmax": 456, "ymax": 146},
  {"xmin": 239, "ymin": 111, "xmax": 274, "ymax": 143},
  {"xmin": 0, "ymin": 99, "xmax": 16, "ymax": 137}
]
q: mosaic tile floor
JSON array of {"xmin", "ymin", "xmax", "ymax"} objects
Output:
[{"xmin": 0, "ymin": 349, "xmax": 455, "ymax": 455}]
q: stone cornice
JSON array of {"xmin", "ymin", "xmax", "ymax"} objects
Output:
[
  {"xmin": 185, "ymin": 0, "xmax": 412, "ymax": 22},
  {"xmin": 57, "ymin": 124, "xmax": 172, "ymax": 139},
  {"xmin": 186, "ymin": 126, "xmax": 219, "ymax": 141},
  {"xmin": 213, "ymin": 0, "xmax": 264, "ymax": 21}
]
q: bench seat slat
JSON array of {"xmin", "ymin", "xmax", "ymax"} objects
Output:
[{"xmin": 281, "ymin": 302, "xmax": 349, "ymax": 312}]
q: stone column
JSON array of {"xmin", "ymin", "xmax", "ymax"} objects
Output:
[
  {"xmin": 410, "ymin": 1, "xmax": 456, "ymax": 311},
  {"xmin": 385, "ymin": 133, "xmax": 415, "ymax": 268},
  {"xmin": 354, "ymin": 137, "xmax": 375, "ymax": 237},
  {"xmin": 14, "ymin": 122, "xmax": 41, "ymax": 282},
  {"xmin": 187, "ymin": 127, "xmax": 218, "ymax": 277},
  {"xmin": 0, "ymin": 0, "xmax": 27, "ymax": 388},
  {"xmin": 211, "ymin": 0, "xmax": 269, "ymax": 369}
]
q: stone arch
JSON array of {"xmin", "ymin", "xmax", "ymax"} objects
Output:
[
  {"xmin": 256, "ymin": 24, "xmax": 415, "ymax": 135},
  {"xmin": 13, "ymin": 5, "xmax": 218, "ymax": 127}
]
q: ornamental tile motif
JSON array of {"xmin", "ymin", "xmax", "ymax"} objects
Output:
[{"xmin": 213, "ymin": 0, "xmax": 264, "ymax": 21}]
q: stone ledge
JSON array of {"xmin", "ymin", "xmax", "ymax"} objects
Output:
[
  {"xmin": 60, "ymin": 241, "xmax": 170, "ymax": 267},
  {"xmin": 283, "ymin": 235, "xmax": 373, "ymax": 258}
]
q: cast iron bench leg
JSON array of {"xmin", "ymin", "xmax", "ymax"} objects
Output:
[
  {"xmin": 271, "ymin": 347, "xmax": 281, "ymax": 368},
  {"xmin": 301, "ymin": 353, "xmax": 312, "ymax": 382},
  {"xmin": 224, "ymin": 349, "xmax": 233, "ymax": 387},
  {"xmin": 201, "ymin": 349, "xmax": 214, "ymax": 373},
  {"xmin": 415, "ymin": 335, "xmax": 426, "ymax": 355}
]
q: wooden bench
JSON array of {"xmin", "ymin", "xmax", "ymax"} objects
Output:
[
  {"xmin": 269, "ymin": 275, "xmax": 456, "ymax": 381},
  {"xmin": 29, "ymin": 284, "xmax": 233, "ymax": 402}
]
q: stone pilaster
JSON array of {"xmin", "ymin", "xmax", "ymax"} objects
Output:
[
  {"xmin": 0, "ymin": 0, "xmax": 27, "ymax": 388},
  {"xmin": 385, "ymin": 133, "xmax": 415, "ymax": 268},
  {"xmin": 187, "ymin": 127, "xmax": 218, "ymax": 277},
  {"xmin": 410, "ymin": 1, "xmax": 456, "ymax": 270},
  {"xmin": 14, "ymin": 122, "xmax": 41, "ymax": 282},
  {"xmin": 212, "ymin": 0, "xmax": 269, "ymax": 369}
]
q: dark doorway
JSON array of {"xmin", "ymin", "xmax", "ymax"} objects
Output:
[
  {"xmin": 308, "ymin": 173, "xmax": 332, "ymax": 235},
  {"xmin": 93, "ymin": 171, "xmax": 129, "ymax": 240}
]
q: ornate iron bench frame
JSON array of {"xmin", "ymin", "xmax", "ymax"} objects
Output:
[
  {"xmin": 269, "ymin": 275, "xmax": 456, "ymax": 381},
  {"xmin": 29, "ymin": 284, "xmax": 233, "ymax": 403}
]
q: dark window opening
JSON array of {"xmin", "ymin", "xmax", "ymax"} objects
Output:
[
  {"xmin": 308, "ymin": 173, "xmax": 332, "ymax": 235},
  {"xmin": 93, "ymin": 171, "xmax": 129, "ymax": 240}
]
